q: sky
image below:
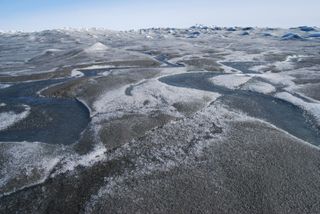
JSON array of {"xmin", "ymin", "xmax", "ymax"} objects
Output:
[{"xmin": 0, "ymin": 0, "xmax": 319, "ymax": 31}]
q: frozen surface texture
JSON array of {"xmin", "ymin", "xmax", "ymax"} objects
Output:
[{"xmin": 0, "ymin": 26, "xmax": 320, "ymax": 213}]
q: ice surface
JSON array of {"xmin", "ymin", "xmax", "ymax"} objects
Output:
[
  {"xmin": 298, "ymin": 26, "xmax": 316, "ymax": 32},
  {"xmin": 1, "ymin": 27, "xmax": 320, "ymax": 212},
  {"xmin": 209, "ymin": 74, "xmax": 252, "ymax": 89},
  {"xmin": 84, "ymin": 103, "xmax": 251, "ymax": 212},
  {"xmin": 241, "ymin": 80, "xmax": 276, "ymax": 94},
  {"xmin": 250, "ymin": 55, "xmax": 304, "ymax": 72},
  {"xmin": 0, "ymin": 141, "xmax": 65, "ymax": 196},
  {"xmin": 249, "ymin": 72, "xmax": 295, "ymax": 87},
  {"xmin": 275, "ymin": 92, "xmax": 320, "ymax": 125},
  {"xmin": 93, "ymin": 78, "xmax": 220, "ymax": 118},
  {"xmin": 261, "ymin": 32, "xmax": 273, "ymax": 37},
  {"xmin": 71, "ymin": 69, "xmax": 84, "ymax": 77},
  {"xmin": 240, "ymin": 31, "xmax": 250, "ymax": 36},
  {"xmin": 281, "ymin": 33, "xmax": 303, "ymax": 40},
  {"xmin": 221, "ymin": 50, "xmax": 265, "ymax": 62},
  {"xmin": 54, "ymin": 144, "xmax": 107, "ymax": 175},
  {"xmin": 78, "ymin": 64, "xmax": 115, "ymax": 70},
  {"xmin": 0, "ymin": 84, "xmax": 11, "ymax": 89},
  {"xmin": 0, "ymin": 105, "xmax": 30, "ymax": 131},
  {"xmin": 308, "ymin": 32, "xmax": 320, "ymax": 38},
  {"xmin": 84, "ymin": 42, "xmax": 109, "ymax": 53}
]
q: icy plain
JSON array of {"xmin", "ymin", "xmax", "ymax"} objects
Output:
[{"xmin": 0, "ymin": 26, "xmax": 320, "ymax": 213}]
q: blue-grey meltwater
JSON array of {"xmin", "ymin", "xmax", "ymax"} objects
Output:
[{"xmin": 0, "ymin": 79, "xmax": 90, "ymax": 145}]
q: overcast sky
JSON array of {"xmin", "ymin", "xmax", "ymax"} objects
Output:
[{"xmin": 1, "ymin": 0, "xmax": 319, "ymax": 31}]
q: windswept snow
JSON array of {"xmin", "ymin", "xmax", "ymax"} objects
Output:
[
  {"xmin": 241, "ymin": 80, "xmax": 276, "ymax": 94},
  {"xmin": 0, "ymin": 105, "xmax": 30, "ymax": 131},
  {"xmin": 71, "ymin": 69, "xmax": 84, "ymax": 77},
  {"xmin": 93, "ymin": 78, "xmax": 220, "ymax": 118},
  {"xmin": 0, "ymin": 84, "xmax": 11, "ymax": 89},
  {"xmin": 84, "ymin": 42, "xmax": 109, "ymax": 53},
  {"xmin": 1, "ymin": 27, "xmax": 320, "ymax": 213},
  {"xmin": 252, "ymin": 72, "xmax": 295, "ymax": 87},
  {"xmin": 275, "ymin": 92, "xmax": 320, "ymax": 125},
  {"xmin": 79, "ymin": 64, "xmax": 115, "ymax": 70},
  {"xmin": 250, "ymin": 55, "xmax": 305, "ymax": 72},
  {"xmin": 0, "ymin": 141, "xmax": 64, "ymax": 196},
  {"xmin": 53, "ymin": 144, "xmax": 107, "ymax": 175},
  {"xmin": 209, "ymin": 74, "xmax": 252, "ymax": 89}
]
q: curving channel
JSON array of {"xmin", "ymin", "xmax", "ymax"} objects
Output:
[
  {"xmin": 1, "ymin": 57, "xmax": 319, "ymax": 146},
  {"xmin": 159, "ymin": 72, "xmax": 320, "ymax": 145}
]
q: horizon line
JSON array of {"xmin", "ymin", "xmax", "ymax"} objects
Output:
[{"xmin": 1, "ymin": 25, "xmax": 319, "ymax": 34}]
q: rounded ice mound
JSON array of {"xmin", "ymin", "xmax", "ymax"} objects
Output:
[
  {"xmin": 298, "ymin": 26, "xmax": 316, "ymax": 32},
  {"xmin": 261, "ymin": 32, "xmax": 273, "ymax": 37},
  {"xmin": 242, "ymin": 27, "xmax": 254, "ymax": 31},
  {"xmin": 84, "ymin": 42, "xmax": 109, "ymax": 53},
  {"xmin": 187, "ymin": 31, "xmax": 200, "ymax": 38},
  {"xmin": 281, "ymin": 33, "xmax": 303, "ymax": 41},
  {"xmin": 240, "ymin": 31, "xmax": 250, "ymax": 36},
  {"xmin": 226, "ymin": 27, "xmax": 237, "ymax": 31},
  {"xmin": 308, "ymin": 32, "xmax": 320, "ymax": 38}
]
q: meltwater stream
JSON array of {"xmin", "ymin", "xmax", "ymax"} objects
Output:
[
  {"xmin": 0, "ymin": 79, "xmax": 90, "ymax": 145},
  {"xmin": 159, "ymin": 72, "xmax": 320, "ymax": 145}
]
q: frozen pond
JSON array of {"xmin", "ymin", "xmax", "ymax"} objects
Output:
[{"xmin": 0, "ymin": 79, "xmax": 90, "ymax": 145}]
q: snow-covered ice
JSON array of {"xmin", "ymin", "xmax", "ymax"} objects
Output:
[
  {"xmin": 84, "ymin": 42, "xmax": 109, "ymax": 53},
  {"xmin": 1, "ymin": 26, "xmax": 320, "ymax": 213},
  {"xmin": 71, "ymin": 69, "xmax": 84, "ymax": 77},
  {"xmin": 93, "ymin": 78, "xmax": 220, "ymax": 118},
  {"xmin": 0, "ymin": 105, "xmax": 30, "ymax": 131},
  {"xmin": 0, "ymin": 141, "xmax": 65, "ymax": 196},
  {"xmin": 241, "ymin": 80, "xmax": 276, "ymax": 94},
  {"xmin": 209, "ymin": 74, "xmax": 252, "ymax": 89},
  {"xmin": 0, "ymin": 84, "xmax": 11, "ymax": 89},
  {"xmin": 275, "ymin": 92, "xmax": 320, "ymax": 125},
  {"xmin": 281, "ymin": 33, "xmax": 303, "ymax": 40}
]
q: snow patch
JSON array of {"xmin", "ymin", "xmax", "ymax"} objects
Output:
[
  {"xmin": 221, "ymin": 50, "xmax": 265, "ymax": 62},
  {"xmin": 241, "ymin": 81, "xmax": 276, "ymax": 94},
  {"xmin": 53, "ymin": 144, "xmax": 107, "ymax": 175},
  {"xmin": 93, "ymin": 78, "xmax": 220, "ymax": 118},
  {"xmin": 210, "ymin": 74, "xmax": 252, "ymax": 89},
  {"xmin": 275, "ymin": 92, "xmax": 320, "ymax": 125},
  {"xmin": 0, "ymin": 142, "xmax": 64, "ymax": 197},
  {"xmin": 250, "ymin": 55, "xmax": 303, "ymax": 72},
  {"xmin": 0, "ymin": 84, "xmax": 11, "ymax": 89},
  {"xmin": 250, "ymin": 72, "xmax": 295, "ymax": 87},
  {"xmin": 71, "ymin": 69, "xmax": 84, "ymax": 77},
  {"xmin": 83, "ymin": 103, "xmax": 257, "ymax": 212},
  {"xmin": 79, "ymin": 64, "xmax": 115, "ymax": 70},
  {"xmin": 0, "ymin": 105, "xmax": 30, "ymax": 131},
  {"xmin": 84, "ymin": 42, "xmax": 109, "ymax": 53}
]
